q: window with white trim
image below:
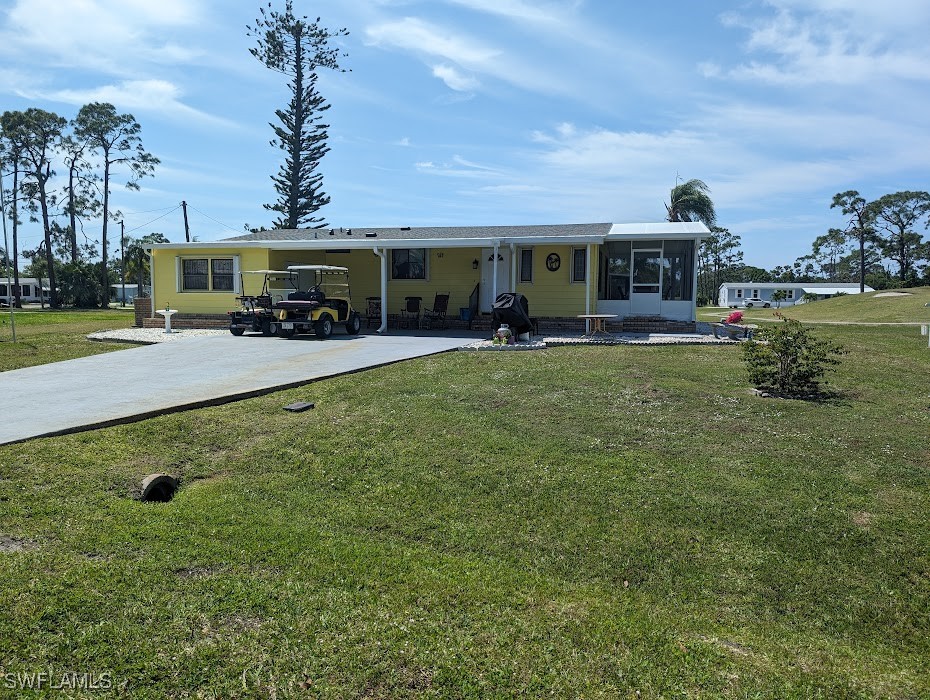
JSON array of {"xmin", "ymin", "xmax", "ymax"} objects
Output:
[
  {"xmin": 180, "ymin": 257, "xmax": 237, "ymax": 292},
  {"xmin": 786, "ymin": 289, "xmax": 795, "ymax": 300},
  {"xmin": 752, "ymin": 289, "xmax": 760, "ymax": 298},
  {"xmin": 519, "ymin": 248, "xmax": 533, "ymax": 283},
  {"xmin": 735, "ymin": 288, "xmax": 743, "ymax": 298},
  {"xmin": 571, "ymin": 247, "xmax": 586, "ymax": 283},
  {"xmin": 391, "ymin": 249, "xmax": 427, "ymax": 280}
]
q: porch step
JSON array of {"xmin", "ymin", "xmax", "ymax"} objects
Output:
[{"xmin": 619, "ymin": 317, "xmax": 696, "ymax": 334}]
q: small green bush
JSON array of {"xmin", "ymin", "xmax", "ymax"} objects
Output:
[{"xmin": 742, "ymin": 318, "xmax": 846, "ymax": 396}]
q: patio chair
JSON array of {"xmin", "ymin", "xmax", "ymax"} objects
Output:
[
  {"xmin": 365, "ymin": 297, "xmax": 381, "ymax": 328},
  {"xmin": 400, "ymin": 296, "xmax": 422, "ymax": 329},
  {"xmin": 421, "ymin": 293, "xmax": 450, "ymax": 330}
]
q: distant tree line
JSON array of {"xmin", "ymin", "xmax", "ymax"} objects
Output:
[
  {"xmin": 0, "ymin": 103, "xmax": 159, "ymax": 308},
  {"xmin": 690, "ymin": 188, "xmax": 930, "ymax": 305}
]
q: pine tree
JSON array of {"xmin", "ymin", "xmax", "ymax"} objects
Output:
[{"xmin": 248, "ymin": 1, "xmax": 348, "ymax": 229}]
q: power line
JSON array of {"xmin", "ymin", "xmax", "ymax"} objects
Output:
[
  {"xmin": 125, "ymin": 205, "xmax": 182, "ymax": 235},
  {"xmin": 186, "ymin": 204, "xmax": 243, "ymax": 236},
  {"xmin": 119, "ymin": 205, "xmax": 180, "ymax": 217}
]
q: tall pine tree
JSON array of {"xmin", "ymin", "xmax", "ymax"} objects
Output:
[{"xmin": 248, "ymin": 2, "xmax": 348, "ymax": 230}]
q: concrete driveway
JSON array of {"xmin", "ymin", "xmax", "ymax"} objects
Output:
[{"xmin": 0, "ymin": 332, "xmax": 480, "ymax": 445}]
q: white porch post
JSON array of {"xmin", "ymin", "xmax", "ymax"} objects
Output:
[
  {"xmin": 510, "ymin": 243, "xmax": 517, "ymax": 289},
  {"xmin": 373, "ymin": 247, "xmax": 388, "ymax": 334},
  {"xmin": 491, "ymin": 241, "xmax": 499, "ymax": 302},
  {"xmin": 585, "ymin": 244, "xmax": 592, "ymax": 332},
  {"xmin": 691, "ymin": 240, "xmax": 700, "ymax": 322}
]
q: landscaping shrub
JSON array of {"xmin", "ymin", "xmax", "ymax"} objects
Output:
[{"xmin": 742, "ymin": 317, "xmax": 846, "ymax": 396}]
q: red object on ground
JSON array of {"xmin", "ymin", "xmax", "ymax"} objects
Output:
[{"xmin": 725, "ymin": 311, "xmax": 744, "ymax": 324}]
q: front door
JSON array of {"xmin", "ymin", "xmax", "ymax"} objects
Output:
[
  {"xmin": 480, "ymin": 248, "xmax": 511, "ymax": 312},
  {"xmin": 630, "ymin": 250, "xmax": 662, "ymax": 315}
]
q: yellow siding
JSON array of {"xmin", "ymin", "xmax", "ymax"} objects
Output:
[
  {"xmin": 515, "ymin": 244, "xmax": 595, "ymax": 317},
  {"xmin": 151, "ymin": 248, "xmax": 269, "ymax": 314},
  {"xmin": 151, "ymin": 243, "xmax": 603, "ymax": 318}
]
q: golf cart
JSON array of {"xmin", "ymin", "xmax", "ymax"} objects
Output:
[
  {"xmin": 269, "ymin": 265, "xmax": 361, "ymax": 339},
  {"xmin": 227, "ymin": 270, "xmax": 297, "ymax": 336}
]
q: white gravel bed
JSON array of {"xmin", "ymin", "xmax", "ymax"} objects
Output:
[
  {"xmin": 461, "ymin": 339, "xmax": 548, "ymax": 351},
  {"xmin": 88, "ymin": 328, "xmax": 229, "ymax": 344}
]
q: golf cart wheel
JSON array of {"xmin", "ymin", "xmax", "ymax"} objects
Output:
[
  {"xmin": 261, "ymin": 319, "xmax": 273, "ymax": 336},
  {"xmin": 345, "ymin": 312, "xmax": 361, "ymax": 335},
  {"xmin": 315, "ymin": 315, "xmax": 333, "ymax": 339},
  {"xmin": 229, "ymin": 327, "xmax": 245, "ymax": 336}
]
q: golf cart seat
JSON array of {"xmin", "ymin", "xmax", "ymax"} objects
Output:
[{"xmin": 288, "ymin": 286, "xmax": 325, "ymax": 304}]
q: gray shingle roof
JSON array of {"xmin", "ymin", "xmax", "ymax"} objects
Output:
[{"xmin": 223, "ymin": 223, "xmax": 613, "ymax": 242}]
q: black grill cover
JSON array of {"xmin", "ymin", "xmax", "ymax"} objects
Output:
[{"xmin": 492, "ymin": 293, "xmax": 533, "ymax": 334}]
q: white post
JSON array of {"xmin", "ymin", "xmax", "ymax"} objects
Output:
[
  {"xmin": 510, "ymin": 243, "xmax": 517, "ymax": 289},
  {"xmin": 373, "ymin": 247, "xmax": 388, "ymax": 334},
  {"xmin": 0, "ymin": 167, "xmax": 16, "ymax": 341},
  {"xmin": 585, "ymin": 244, "xmax": 592, "ymax": 332},
  {"xmin": 491, "ymin": 241, "xmax": 499, "ymax": 303}
]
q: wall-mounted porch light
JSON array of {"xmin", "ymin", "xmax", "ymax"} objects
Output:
[{"xmin": 472, "ymin": 258, "xmax": 479, "ymax": 269}]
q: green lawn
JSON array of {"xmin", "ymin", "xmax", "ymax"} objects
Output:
[
  {"xmin": 1, "ymin": 324, "xmax": 927, "ymax": 697},
  {"xmin": 0, "ymin": 308, "xmax": 134, "ymax": 372},
  {"xmin": 700, "ymin": 286, "xmax": 930, "ymax": 325}
]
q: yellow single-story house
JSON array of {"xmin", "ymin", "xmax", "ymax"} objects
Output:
[{"xmin": 146, "ymin": 222, "xmax": 709, "ymax": 331}]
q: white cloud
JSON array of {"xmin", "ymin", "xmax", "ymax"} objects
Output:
[
  {"xmin": 23, "ymin": 80, "xmax": 239, "ymax": 129},
  {"xmin": 364, "ymin": 16, "xmax": 558, "ymax": 96},
  {"xmin": 0, "ymin": 0, "xmax": 205, "ymax": 75},
  {"xmin": 431, "ymin": 64, "xmax": 480, "ymax": 92},
  {"xmin": 444, "ymin": 0, "xmax": 576, "ymax": 27},
  {"xmin": 415, "ymin": 156, "xmax": 505, "ymax": 179},
  {"xmin": 365, "ymin": 17, "xmax": 500, "ymax": 66},
  {"xmin": 713, "ymin": 1, "xmax": 930, "ymax": 85}
]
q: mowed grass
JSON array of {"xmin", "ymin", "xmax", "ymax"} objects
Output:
[
  {"xmin": 0, "ymin": 308, "xmax": 134, "ymax": 372},
  {"xmin": 1, "ymin": 324, "xmax": 928, "ymax": 697}
]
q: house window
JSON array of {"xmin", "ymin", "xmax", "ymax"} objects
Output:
[
  {"xmin": 182, "ymin": 259, "xmax": 209, "ymax": 290},
  {"xmin": 661, "ymin": 240, "xmax": 694, "ymax": 301},
  {"xmin": 519, "ymin": 249, "xmax": 533, "ymax": 283},
  {"xmin": 391, "ymin": 249, "xmax": 427, "ymax": 279},
  {"xmin": 211, "ymin": 259, "xmax": 234, "ymax": 291},
  {"xmin": 786, "ymin": 289, "xmax": 795, "ymax": 300},
  {"xmin": 598, "ymin": 241, "xmax": 630, "ymax": 300},
  {"xmin": 22, "ymin": 285, "xmax": 31, "ymax": 296},
  {"xmin": 571, "ymin": 247, "xmax": 586, "ymax": 283},
  {"xmin": 0, "ymin": 285, "xmax": 6, "ymax": 296},
  {"xmin": 735, "ymin": 289, "xmax": 743, "ymax": 298},
  {"xmin": 181, "ymin": 257, "xmax": 236, "ymax": 292},
  {"xmin": 752, "ymin": 289, "xmax": 760, "ymax": 298}
]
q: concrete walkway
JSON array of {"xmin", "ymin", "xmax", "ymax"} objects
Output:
[{"xmin": 0, "ymin": 332, "xmax": 480, "ymax": 445}]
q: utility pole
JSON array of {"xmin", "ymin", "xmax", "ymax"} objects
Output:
[
  {"xmin": 181, "ymin": 200, "xmax": 190, "ymax": 243},
  {"xmin": 0, "ymin": 160, "xmax": 16, "ymax": 341},
  {"xmin": 120, "ymin": 220, "xmax": 126, "ymax": 308}
]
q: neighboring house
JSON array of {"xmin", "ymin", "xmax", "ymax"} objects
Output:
[
  {"xmin": 110, "ymin": 284, "xmax": 150, "ymax": 304},
  {"xmin": 0, "ymin": 277, "xmax": 49, "ymax": 305},
  {"xmin": 147, "ymin": 222, "xmax": 709, "ymax": 328},
  {"xmin": 718, "ymin": 282, "xmax": 874, "ymax": 308}
]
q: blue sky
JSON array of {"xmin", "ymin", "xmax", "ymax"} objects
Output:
[{"xmin": 1, "ymin": 0, "xmax": 929, "ymax": 269}]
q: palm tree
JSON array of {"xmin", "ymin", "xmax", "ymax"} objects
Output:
[{"xmin": 666, "ymin": 178, "xmax": 717, "ymax": 227}]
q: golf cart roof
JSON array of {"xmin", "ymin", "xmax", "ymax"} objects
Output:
[
  {"xmin": 286, "ymin": 265, "xmax": 348, "ymax": 273},
  {"xmin": 243, "ymin": 269, "xmax": 294, "ymax": 275}
]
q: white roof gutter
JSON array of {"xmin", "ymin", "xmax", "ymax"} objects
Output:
[{"xmin": 149, "ymin": 235, "xmax": 607, "ymax": 251}]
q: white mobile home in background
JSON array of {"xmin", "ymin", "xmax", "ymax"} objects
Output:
[
  {"xmin": 718, "ymin": 282, "xmax": 873, "ymax": 307},
  {"xmin": 1, "ymin": 277, "xmax": 49, "ymax": 304}
]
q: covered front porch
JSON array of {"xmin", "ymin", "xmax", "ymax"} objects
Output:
[{"xmin": 146, "ymin": 222, "xmax": 708, "ymax": 333}]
